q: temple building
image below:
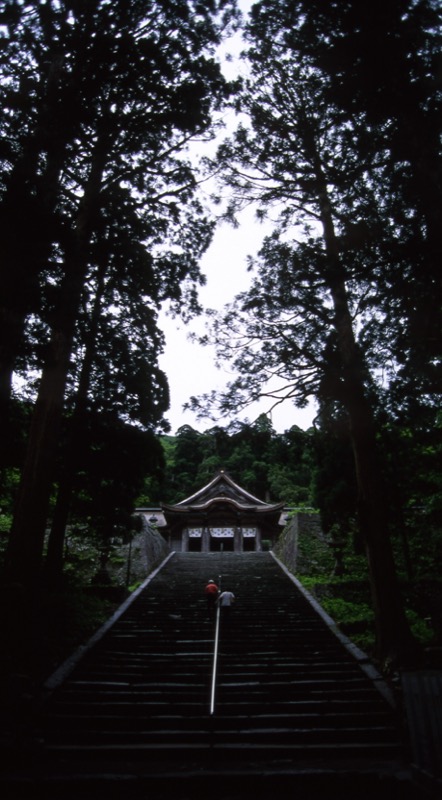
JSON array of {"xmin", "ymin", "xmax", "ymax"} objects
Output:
[{"xmin": 137, "ymin": 470, "xmax": 287, "ymax": 553}]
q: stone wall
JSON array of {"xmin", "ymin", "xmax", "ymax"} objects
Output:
[
  {"xmin": 108, "ymin": 514, "xmax": 170, "ymax": 587},
  {"xmin": 273, "ymin": 511, "xmax": 332, "ymax": 575}
]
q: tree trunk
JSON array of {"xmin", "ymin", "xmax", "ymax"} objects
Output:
[
  {"xmin": 45, "ymin": 259, "xmax": 107, "ymax": 586},
  {"xmin": 343, "ymin": 375, "xmax": 419, "ymax": 668},
  {"xmin": 316, "ymin": 177, "xmax": 421, "ymax": 670},
  {"xmin": 4, "ymin": 137, "xmax": 108, "ymax": 595},
  {"xmin": 4, "ymin": 326, "xmax": 74, "ymax": 590},
  {"xmin": 0, "ymin": 55, "xmax": 71, "ymax": 424}
]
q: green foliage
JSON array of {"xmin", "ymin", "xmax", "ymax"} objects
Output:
[
  {"xmin": 0, "ymin": 0, "xmax": 240, "ymax": 586},
  {"xmin": 159, "ymin": 418, "xmax": 317, "ymax": 505},
  {"xmin": 269, "ymin": 477, "xmax": 311, "ymax": 507},
  {"xmin": 0, "ymin": 0, "xmax": 440, "ymax": 670},
  {"xmin": 160, "ymin": 436, "xmax": 178, "ymax": 473},
  {"xmin": 297, "ymin": 575, "xmax": 437, "ymax": 656},
  {"xmin": 321, "ymin": 596, "xmax": 374, "ymax": 629},
  {"xmin": 0, "ymin": 468, "xmax": 20, "ymax": 561},
  {"xmin": 37, "ymin": 582, "xmax": 124, "ymax": 682},
  {"xmin": 405, "ymin": 609, "xmax": 434, "ymax": 647},
  {"xmin": 307, "ymin": 568, "xmax": 439, "ymax": 651},
  {"xmin": 278, "ymin": 502, "xmax": 437, "ymax": 656},
  {"xmin": 0, "ymin": 515, "xmax": 11, "ymax": 535},
  {"xmin": 128, "ymin": 580, "xmax": 144, "ymax": 593},
  {"xmin": 294, "ymin": 522, "xmax": 335, "ymax": 577},
  {"xmin": 60, "ymin": 528, "xmax": 102, "ymax": 584},
  {"xmin": 183, "ymin": 0, "xmax": 441, "ymax": 666},
  {"xmin": 68, "ymin": 414, "xmax": 164, "ymax": 540}
]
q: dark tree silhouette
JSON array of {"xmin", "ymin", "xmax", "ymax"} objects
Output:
[
  {"xmin": 187, "ymin": 0, "xmax": 441, "ymax": 668},
  {"xmin": 1, "ymin": 0, "xmax": 239, "ymax": 592}
]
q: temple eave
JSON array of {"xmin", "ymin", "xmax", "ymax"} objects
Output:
[{"xmin": 162, "ymin": 500, "xmax": 284, "ymax": 515}]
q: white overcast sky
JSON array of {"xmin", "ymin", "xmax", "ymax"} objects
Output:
[
  {"xmin": 158, "ymin": 1, "xmax": 317, "ymax": 435},
  {"xmin": 158, "ymin": 214, "xmax": 317, "ymax": 435}
]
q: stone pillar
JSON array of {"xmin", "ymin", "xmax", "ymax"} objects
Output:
[
  {"xmin": 202, "ymin": 526, "xmax": 210, "ymax": 553},
  {"xmin": 255, "ymin": 527, "xmax": 262, "ymax": 552},
  {"xmin": 182, "ymin": 528, "xmax": 189, "ymax": 552},
  {"xmin": 234, "ymin": 526, "xmax": 243, "ymax": 553}
]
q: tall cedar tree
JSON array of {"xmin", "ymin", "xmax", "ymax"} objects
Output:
[
  {"xmin": 292, "ymin": 0, "xmax": 442, "ymax": 407},
  {"xmin": 1, "ymin": 0, "xmax": 238, "ymax": 592},
  {"xmin": 45, "ymin": 174, "xmax": 214, "ymax": 583},
  {"xmin": 189, "ymin": 0, "xmax": 441, "ymax": 668}
]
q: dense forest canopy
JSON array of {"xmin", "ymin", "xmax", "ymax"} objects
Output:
[
  {"xmin": 186, "ymin": 0, "xmax": 442, "ymax": 665},
  {"xmin": 0, "ymin": 0, "xmax": 239, "ymax": 588},
  {"xmin": 0, "ymin": 0, "xmax": 440, "ymax": 672},
  {"xmin": 154, "ymin": 417, "xmax": 316, "ymax": 505}
]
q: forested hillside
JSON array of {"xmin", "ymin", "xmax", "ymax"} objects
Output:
[{"xmin": 0, "ymin": 1, "xmax": 440, "ymax": 678}]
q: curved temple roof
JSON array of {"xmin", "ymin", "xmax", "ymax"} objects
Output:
[{"xmin": 162, "ymin": 470, "xmax": 284, "ymax": 519}]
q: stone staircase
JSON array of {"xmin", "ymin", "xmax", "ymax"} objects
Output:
[{"xmin": 1, "ymin": 552, "xmax": 431, "ymax": 798}]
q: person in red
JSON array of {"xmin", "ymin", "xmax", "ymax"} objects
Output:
[{"xmin": 204, "ymin": 579, "xmax": 219, "ymax": 618}]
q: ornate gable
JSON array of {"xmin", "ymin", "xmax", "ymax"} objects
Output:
[
  {"xmin": 161, "ymin": 470, "xmax": 285, "ymax": 552},
  {"xmin": 172, "ymin": 469, "xmax": 279, "ymax": 510}
]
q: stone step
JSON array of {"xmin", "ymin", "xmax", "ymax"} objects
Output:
[
  {"xmin": 46, "ymin": 659, "xmax": 383, "ymax": 686},
  {"xmin": 43, "ymin": 697, "xmax": 394, "ymax": 716},
  {"xmin": 43, "ymin": 709, "xmax": 395, "ymax": 730},
  {"xmin": 43, "ymin": 739, "xmax": 403, "ymax": 763},
  {"xmin": 44, "ymin": 728, "xmax": 400, "ymax": 750},
  {"xmin": 46, "ymin": 683, "xmax": 392, "ymax": 708},
  {"xmin": 37, "ymin": 552, "xmax": 405, "ymax": 780}
]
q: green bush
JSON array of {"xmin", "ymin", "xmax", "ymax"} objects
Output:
[{"xmin": 405, "ymin": 608, "xmax": 435, "ymax": 647}]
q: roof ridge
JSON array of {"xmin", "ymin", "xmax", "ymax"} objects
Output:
[{"xmin": 174, "ymin": 469, "xmax": 273, "ymax": 508}]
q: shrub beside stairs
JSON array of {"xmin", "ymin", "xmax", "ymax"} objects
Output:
[{"xmin": 1, "ymin": 552, "xmax": 435, "ymax": 799}]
